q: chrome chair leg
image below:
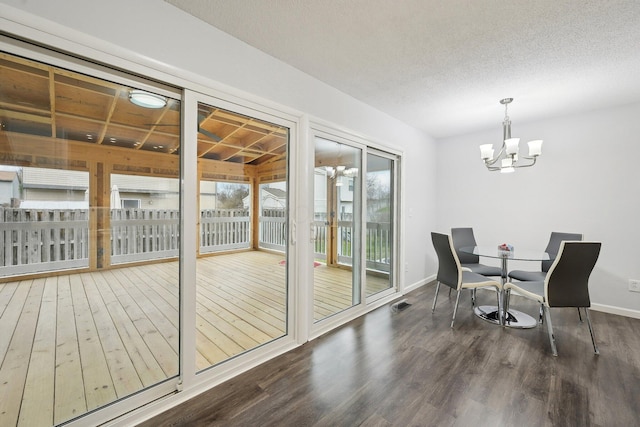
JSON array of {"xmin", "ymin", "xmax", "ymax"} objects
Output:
[
  {"xmin": 539, "ymin": 304, "xmax": 544, "ymax": 324},
  {"xmin": 432, "ymin": 282, "xmax": 441, "ymax": 312},
  {"xmin": 543, "ymin": 305, "xmax": 558, "ymax": 356},
  {"xmin": 497, "ymin": 289, "xmax": 504, "ymax": 325},
  {"xmin": 504, "ymin": 289, "xmax": 511, "ymax": 313},
  {"xmin": 451, "ymin": 289, "xmax": 462, "ymax": 328},
  {"xmin": 471, "ymin": 288, "xmax": 477, "ymax": 307},
  {"xmin": 577, "ymin": 307, "xmax": 583, "ymax": 323},
  {"xmin": 584, "ymin": 308, "xmax": 600, "ymax": 355}
]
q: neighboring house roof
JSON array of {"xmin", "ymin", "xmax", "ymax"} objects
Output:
[
  {"xmin": 0, "ymin": 171, "xmax": 18, "ymax": 182},
  {"xmin": 262, "ymin": 187, "xmax": 286, "ymax": 198},
  {"xmin": 242, "ymin": 187, "xmax": 287, "ymax": 209}
]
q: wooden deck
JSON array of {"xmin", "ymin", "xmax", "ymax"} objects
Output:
[{"xmin": 0, "ymin": 251, "xmax": 389, "ymax": 427}]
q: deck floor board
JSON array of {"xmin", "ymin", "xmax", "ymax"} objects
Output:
[
  {"xmin": 0, "ymin": 279, "xmax": 43, "ymax": 427},
  {"xmin": 0, "ymin": 250, "xmax": 390, "ymax": 426},
  {"xmin": 18, "ymin": 278, "xmax": 56, "ymax": 427}
]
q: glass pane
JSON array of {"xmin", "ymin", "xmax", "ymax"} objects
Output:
[
  {"xmin": 200, "ymin": 182, "xmax": 251, "ymax": 253},
  {"xmin": 313, "ymin": 137, "xmax": 361, "ymax": 322},
  {"xmin": 111, "ymin": 173, "xmax": 179, "ymax": 264},
  {"xmin": 195, "ymin": 102, "xmax": 288, "ymax": 372},
  {"xmin": 259, "ymin": 182, "xmax": 287, "ymax": 251},
  {"xmin": 0, "ymin": 52, "xmax": 180, "ymax": 425},
  {"xmin": 365, "ymin": 153, "xmax": 394, "ymax": 297}
]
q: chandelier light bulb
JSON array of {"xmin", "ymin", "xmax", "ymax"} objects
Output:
[
  {"xmin": 480, "ymin": 144, "xmax": 494, "ymax": 160},
  {"xmin": 504, "ymin": 138, "xmax": 520, "ymax": 155},
  {"xmin": 528, "ymin": 140, "xmax": 543, "ymax": 156}
]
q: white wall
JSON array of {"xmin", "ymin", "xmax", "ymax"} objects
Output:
[
  {"xmin": 436, "ymin": 102, "xmax": 640, "ymax": 315},
  {"xmin": 0, "ymin": 0, "xmax": 437, "ymax": 288}
]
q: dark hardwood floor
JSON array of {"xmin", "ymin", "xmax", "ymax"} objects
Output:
[{"xmin": 139, "ymin": 283, "xmax": 640, "ymax": 426}]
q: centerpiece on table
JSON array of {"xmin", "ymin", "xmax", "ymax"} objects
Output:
[{"xmin": 498, "ymin": 243, "xmax": 514, "ymax": 256}]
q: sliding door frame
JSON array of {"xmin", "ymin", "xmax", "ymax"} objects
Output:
[
  {"xmin": 308, "ymin": 121, "xmax": 403, "ymax": 340},
  {"xmin": 364, "ymin": 147, "xmax": 401, "ymax": 304}
]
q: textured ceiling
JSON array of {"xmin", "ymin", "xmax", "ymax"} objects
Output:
[{"xmin": 165, "ymin": 0, "xmax": 640, "ymax": 139}]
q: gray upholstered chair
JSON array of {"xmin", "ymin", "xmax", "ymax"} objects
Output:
[
  {"xmin": 503, "ymin": 241, "xmax": 601, "ymax": 356},
  {"xmin": 451, "ymin": 227, "xmax": 502, "ymax": 278},
  {"xmin": 508, "ymin": 231, "xmax": 583, "ymax": 282},
  {"xmin": 431, "ymin": 232, "xmax": 502, "ymax": 328}
]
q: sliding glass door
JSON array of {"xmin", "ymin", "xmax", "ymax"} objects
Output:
[
  {"xmin": 365, "ymin": 151, "xmax": 396, "ymax": 299},
  {"xmin": 312, "ymin": 137, "xmax": 362, "ymax": 321},
  {"xmin": 194, "ymin": 100, "xmax": 289, "ymax": 372},
  {"xmin": 312, "ymin": 134, "xmax": 399, "ymax": 322},
  {"xmin": 0, "ymin": 49, "xmax": 181, "ymax": 426}
]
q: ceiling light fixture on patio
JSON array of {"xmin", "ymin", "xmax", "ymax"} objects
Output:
[
  {"xmin": 479, "ymin": 98, "xmax": 543, "ymax": 173},
  {"xmin": 129, "ymin": 90, "xmax": 167, "ymax": 109}
]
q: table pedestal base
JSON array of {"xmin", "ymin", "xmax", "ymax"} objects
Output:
[{"xmin": 474, "ymin": 305, "xmax": 538, "ymax": 329}]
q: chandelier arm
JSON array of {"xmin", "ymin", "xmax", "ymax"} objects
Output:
[
  {"xmin": 512, "ymin": 157, "xmax": 538, "ymax": 169},
  {"xmin": 484, "ymin": 143, "xmax": 507, "ymax": 166}
]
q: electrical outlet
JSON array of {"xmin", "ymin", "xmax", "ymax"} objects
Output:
[{"xmin": 629, "ymin": 279, "xmax": 640, "ymax": 293}]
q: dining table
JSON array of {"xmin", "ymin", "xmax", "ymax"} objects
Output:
[{"xmin": 459, "ymin": 245, "xmax": 550, "ymax": 329}]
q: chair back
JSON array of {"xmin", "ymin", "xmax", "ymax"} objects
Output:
[
  {"xmin": 542, "ymin": 231, "xmax": 583, "ymax": 272},
  {"xmin": 431, "ymin": 232, "xmax": 461, "ymax": 290},
  {"xmin": 451, "ymin": 227, "xmax": 479, "ymax": 264},
  {"xmin": 544, "ymin": 241, "xmax": 601, "ymax": 307}
]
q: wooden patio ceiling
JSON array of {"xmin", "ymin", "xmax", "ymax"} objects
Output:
[{"xmin": 0, "ymin": 52, "xmax": 288, "ymax": 166}]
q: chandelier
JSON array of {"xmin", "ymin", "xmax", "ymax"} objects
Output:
[
  {"xmin": 325, "ymin": 165, "xmax": 358, "ymax": 186},
  {"xmin": 480, "ymin": 98, "xmax": 543, "ymax": 173}
]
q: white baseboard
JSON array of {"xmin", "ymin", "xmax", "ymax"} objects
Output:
[
  {"xmin": 403, "ymin": 275, "xmax": 435, "ymax": 294},
  {"xmin": 591, "ymin": 303, "xmax": 640, "ymax": 319}
]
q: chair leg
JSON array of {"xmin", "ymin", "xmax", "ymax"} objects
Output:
[
  {"xmin": 432, "ymin": 282, "xmax": 441, "ymax": 312},
  {"xmin": 451, "ymin": 289, "xmax": 462, "ymax": 328},
  {"xmin": 577, "ymin": 307, "xmax": 583, "ymax": 323},
  {"xmin": 496, "ymin": 288, "xmax": 503, "ymax": 325},
  {"xmin": 504, "ymin": 289, "xmax": 511, "ymax": 313},
  {"xmin": 584, "ymin": 308, "xmax": 600, "ymax": 355},
  {"xmin": 543, "ymin": 305, "xmax": 558, "ymax": 356},
  {"xmin": 539, "ymin": 304, "xmax": 544, "ymax": 324}
]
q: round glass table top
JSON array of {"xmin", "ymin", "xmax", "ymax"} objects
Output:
[{"xmin": 459, "ymin": 245, "xmax": 550, "ymax": 262}]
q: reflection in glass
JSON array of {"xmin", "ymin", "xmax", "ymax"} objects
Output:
[{"xmin": 313, "ymin": 137, "xmax": 362, "ymax": 321}]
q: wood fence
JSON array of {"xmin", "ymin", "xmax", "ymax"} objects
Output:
[
  {"xmin": 200, "ymin": 209, "xmax": 250, "ymax": 253},
  {"xmin": 259, "ymin": 208, "xmax": 286, "ymax": 251},
  {"xmin": 1, "ymin": 207, "xmax": 391, "ymax": 277},
  {"xmin": 0, "ymin": 208, "xmax": 89, "ymax": 276},
  {"xmin": 110, "ymin": 209, "xmax": 179, "ymax": 264}
]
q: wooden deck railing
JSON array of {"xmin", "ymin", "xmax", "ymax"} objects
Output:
[
  {"xmin": 110, "ymin": 209, "xmax": 179, "ymax": 264},
  {"xmin": 200, "ymin": 209, "xmax": 250, "ymax": 253},
  {"xmin": 259, "ymin": 209, "xmax": 286, "ymax": 251},
  {"xmin": 0, "ymin": 208, "xmax": 89, "ymax": 276},
  {"xmin": 311, "ymin": 220, "xmax": 391, "ymax": 272},
  {"xmin": 1, "ymin": 208, "xmax": 391, "ymax": 277}
]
